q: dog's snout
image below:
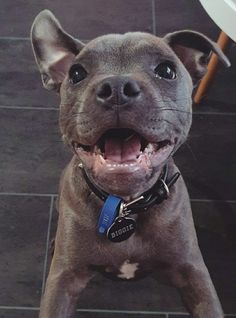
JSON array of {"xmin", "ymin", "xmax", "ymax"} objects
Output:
[{"xmin": 96, "ymin": 76, "xmax": 141, "ymax": 106}]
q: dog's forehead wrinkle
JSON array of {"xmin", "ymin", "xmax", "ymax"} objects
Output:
[{"xmin": 79, "ymin": 33, "xmax": 175, "ymax": 65}]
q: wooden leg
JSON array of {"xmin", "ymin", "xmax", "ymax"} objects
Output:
[{"xmin": 194, "ymin": 31, "xmax": 230, "ymax": 104}]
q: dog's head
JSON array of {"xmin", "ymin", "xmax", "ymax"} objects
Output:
[{"xmin": 31, "ymin": 10, "xmax": 229, "ymax": 197}]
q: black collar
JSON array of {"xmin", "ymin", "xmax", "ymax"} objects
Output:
[{"xmin": 80, "ymin": 163, "xmax": 180, "ymax": 215}]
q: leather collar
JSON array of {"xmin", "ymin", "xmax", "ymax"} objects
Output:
[{"xmin": 79, "ymin": 163, "xmax": 180, "ymax": 215}]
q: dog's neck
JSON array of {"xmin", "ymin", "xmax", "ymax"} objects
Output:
[{"xmin": 78, "ymin": 162, "xmax": 180, "ymax": 210}]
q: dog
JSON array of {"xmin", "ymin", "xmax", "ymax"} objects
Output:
[{"xmin": 30, "ymin": 10, "xmax": 230, "ymax": 318}]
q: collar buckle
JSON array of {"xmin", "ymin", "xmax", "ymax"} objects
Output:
[{"xmin": 123, "ymin": 196, "xmax": 144, "ymax": 210}]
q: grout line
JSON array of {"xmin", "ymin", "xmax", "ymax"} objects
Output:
[
  {"xmin": 164, "ymin": 315, "xmax": 189, "ymax": 317},
  {"xmin": 0, "ymin": 36, "xmax": 89, "ymax": 42},
  {"xmin": 76, "ymin": 309, "xmax": 187, "ymax": 315},
  {"xmin": 0, "ymin": 192, "xmax": 57, "ymax": 197},
  {"xmin": 0, "ymin": 306, "xmax": 234, "ymax": 316},
  {"xmin": 0, "ymin": 105, "xmax": 58, "ymax": 111},
  {"xmin": 0, "ymin": 306, "xmax": 180, "ymax": 314},
  {"xmin": 193, "ymin": 111, "xmax": 236, "ymax": 116},
  {"xmin": 190, "ymin": 198, "xmax": 236, "ymax": 204},
  {"xmin": 0, "ymin": 306, "xmax": 39, "ymax": 310},
  {"xmin": 41, "ymin": 195, "xmax": 55, "ymax": 294},
  {"xmin": 151, "ymin": 0, "xmax": 157, "ymax": 35},
  {"xmin": 165, "ymin": 315, "xmax": 189, "ymax": 317},
  {"xmin": 0, "ymin": 36, "xmax": 30, "ymax": 41}
]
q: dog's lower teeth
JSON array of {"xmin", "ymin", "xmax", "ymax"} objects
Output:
[
  {"xmin": 99, "ymin": 154, "xmax": 106, "ymax": 164},
  {"xmin": 95, "ymin": 145, "xmax": 103, "ymax": 154},
  {"xmin": 106, "ymin": 162, "xmax": 136, "ymax": 168},
  {"xmin": 145, "ymin": 143, "xmax": 154, "ymax": 152},
  {"xmin": 72, "ymin": 141, "xmax": 79, "ymax": 149}
]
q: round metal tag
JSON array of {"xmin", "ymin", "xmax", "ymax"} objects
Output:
[{"xmin": 107, "ymin": 217, "xmax": 136, "ymax": 243}]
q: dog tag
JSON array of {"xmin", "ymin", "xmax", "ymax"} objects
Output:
[{"xmin": 107, "ymin": 217, "xmax": 136, "ymax": 243}]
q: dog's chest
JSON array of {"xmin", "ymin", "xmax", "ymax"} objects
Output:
[{"xmin": 94, "ymin": 259, "xmax": 152, "ymax": 281}]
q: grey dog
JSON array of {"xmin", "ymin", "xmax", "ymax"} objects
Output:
[{"xmin": 31, "ymin": 10, "xmax": 230, "ymax": 318}]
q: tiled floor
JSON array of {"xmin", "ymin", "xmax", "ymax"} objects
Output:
[{"xmin": 0, "ymin": 0, "xmax": 235, "ymax": 317}]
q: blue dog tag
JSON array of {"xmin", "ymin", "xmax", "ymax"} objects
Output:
[{"xmin": 98, "ymin": 195, "xmax": 122, "ymax": 234}]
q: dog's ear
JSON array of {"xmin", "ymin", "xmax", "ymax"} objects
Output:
[
  {"xmin": 164, "ymin": 30, "xmax": 230, "ymax": 85},
  {"xmin": 31, "ymin": 10, "xmax": 84, "ymax": 91}
]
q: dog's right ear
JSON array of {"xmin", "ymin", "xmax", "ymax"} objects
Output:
[{"xmin": 31, "ymin": 10, "xmax": 84, "ymax": 91}]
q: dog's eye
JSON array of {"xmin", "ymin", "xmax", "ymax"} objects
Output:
[
  {"xmin": 154, "ymin": 62, "xmax": 176, "ymax": 80},
  {"xmin": 69, "ymin": 64, "xmax": 87, "ymax": 84}
]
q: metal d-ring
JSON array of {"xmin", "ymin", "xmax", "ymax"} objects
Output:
[
  {"xmin": 159, "ymin": 179, "xmax": 170, "ymax": 197},
  {"xmin": 118, "ymin": 201, "xmax": 126, "ymax": 217}
]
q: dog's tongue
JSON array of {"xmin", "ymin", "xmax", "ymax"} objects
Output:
[{"xmin": 104, "ymin": 134, "xmax": 141, "ymax": 163}]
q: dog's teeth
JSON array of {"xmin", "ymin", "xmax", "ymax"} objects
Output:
[
  {"xmin": 94, "ymin": 145, "xmax": 102, "ymax": 154},
  {"xmin": 106, "ymin": 162, "xmax": 137, "ymax": 168},
  {"xmin": 73, "ymin": 141, "xmax": 79, "ymax": 149},
  {"xmin": 145, "ymin": 143, "xmax": 154, "ymax": 153},
  {"xmin": 99, "ymin": 154, "xmax": 106, "ymax": 164}
]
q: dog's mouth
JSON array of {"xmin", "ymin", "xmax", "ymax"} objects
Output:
[{"xmin": 72, "ymin": 128, "xmax": 175, "ymax": 173}]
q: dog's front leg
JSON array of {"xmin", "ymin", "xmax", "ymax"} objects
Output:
[
  {"xmin": 39, "ymin": 266, "xmax": 93, "ymax": 318},
  {"xmin": 169, "ymin": 259, "xmax": 223, "ymax": 318}
]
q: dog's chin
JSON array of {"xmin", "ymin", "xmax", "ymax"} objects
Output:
[{"xmin": 72, "ymin": 129, "xmax": 175, "ymax": 197}]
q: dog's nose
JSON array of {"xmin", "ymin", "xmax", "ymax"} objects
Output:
[{"xmin": 96, "ymin": 76, "xmax": 141, "ymax": 105}]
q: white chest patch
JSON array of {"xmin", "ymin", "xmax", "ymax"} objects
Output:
[{"xmin": 118, "ymin": 260, "xmax": 139, "ymax": 280}]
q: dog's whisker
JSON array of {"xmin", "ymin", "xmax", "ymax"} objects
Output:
[
  {"xmin": 157, "ymin": 108, "xmax": 192, "ymax": 114},
  {"xmin": 184, "ymin": 141, "xmax": 198, "ymax": 161},
  {"xmin": 161, "ymin": 118, "xmax": 177, "ymax": 128}
]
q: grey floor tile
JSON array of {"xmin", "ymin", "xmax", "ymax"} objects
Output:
[
  {"xmin": 0, "ymin": 108, "xmax": 70, "ymax": 194},
  {"xmin": 77, "ymin": 275, "xmax": 184, "ymax": 312},
  {"xmin": 175, "ymin": 113, "xmax": 236, "ymax": 200},
  {"xmin": 0, "ymin": 39, "xmax": 59, "ymax": 108},
  {"xmin": 41, "ymin": 197, "xmax": 58, "ymax": 292},
  {"xmin": 0, "ymin": 0, "xmax": 152, "ymax": 39},
  {"xmin": 193, "ymin": 100, "xmax": 236, "ymax": 114},
  {"xmin": 196, "ymin": 226, "xmax": 236, "ymax": 313},
  {"xmin": 192, "ymin": 200, "xmax": 236, "ymax": 244},
  {"xmin": 0, "ymin": 309, "xmax": 38, "ymax": 318},
  {"xmin": 155, "ymin": 0, "xmax": 220, "ymax": 39},
  {"xmin": 193, "ymin": 202, "xmax": 236, "ymax": 313},
  {"xmin": 0, "ymin": 195, "xmax": 51, "ymax": 306}
]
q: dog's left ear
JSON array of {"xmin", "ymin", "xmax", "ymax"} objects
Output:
[{"xmin": 164, "ymin": 30, "xmax": 230, "ymax": 84}]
